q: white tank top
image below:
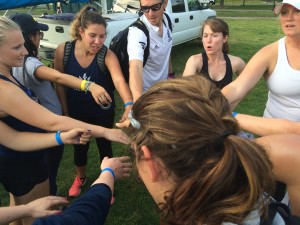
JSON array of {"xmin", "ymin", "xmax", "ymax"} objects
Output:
[{"xmin": 263, "ymin": 37, "xmax": 300, "ymax": 121}]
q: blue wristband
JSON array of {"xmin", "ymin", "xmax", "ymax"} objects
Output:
[
  {"xmin": 55, "ymin": 131, "xmax": 64, "ymax": 145},
  {"xmin": 232, "ymin": 112, "xmax": 238, "ymax": 117},
  {"xmin": 124, "ymin": 101, "xmax": 133, "ymax": 107},
  {"xmin": 101, "ymin": 168, "xmax": 115, "ymax": 180}
]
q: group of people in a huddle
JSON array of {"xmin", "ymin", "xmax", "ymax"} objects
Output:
[{"xmin": 0, "ymin": 0, "xmax": 300, "ymax": 224}]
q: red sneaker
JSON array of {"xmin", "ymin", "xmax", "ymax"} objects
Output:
[{"xmin": 68, "ymin": 176, "xmax": 87, "ymax": 197}]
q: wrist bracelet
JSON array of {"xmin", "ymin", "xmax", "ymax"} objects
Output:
[
  {"xmin": 55, "ymin": 131, "xmax": 64, "ymax": 145},
  {"xmin": 124, "ymin": 101, "xmax": 133, "ymax": 107},
  {"xmin": 80, "ymin": 80, "xmax": 86, "ymax": 91},
  {"xmin": 85, "ymin": 81, "xmax": 92, "ymax": 92},
  {"xmin": 232, "ymin": 112, "xmax": 238, "ymax": 117},
  {"xmin": 101, "ymin": 168, "xmax": 115, "ymax": 180}
]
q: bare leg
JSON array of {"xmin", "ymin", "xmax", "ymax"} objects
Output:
[
  {"xmin": 75, "ymin": 165, "xmax": 86, "ymax": 179},
  {"xmin": 9, "ymin": 194, "xmax": 22, "ymax": 225},
  {"xmin": 12, "ymin": 179, "xmax": 50, "ymax": 225}
]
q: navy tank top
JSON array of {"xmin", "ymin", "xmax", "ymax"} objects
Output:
[
  {"xmin": 0, "ymin": 74, "xmax": 45, "ymax": 158},
  {"xmin": 200, "ymin": 52, "xmax": 233, "ymax": 89},
  {"xmin": 65, "ymin": 42, "xmax": 115, "ymax": 118}
]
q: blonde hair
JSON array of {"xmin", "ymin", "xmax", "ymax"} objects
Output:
[
  {"xmin": 0, "ymin": 16, "xmax": 21, "ymax": 46},
  {"xmin": 128, "ymin": 76, "xmax": 274, "ymax": 225},
  {"xmin": 70, "ymin": 5, "xmax": 107, "ymax": 40}
]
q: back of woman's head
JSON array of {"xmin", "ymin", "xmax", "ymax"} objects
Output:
[
  {"xmin": 201, "ymin": 18, "xmax": 230, "ymax": 54},
  {"xmin": 70, "ymin": 5, "xmax": 107, "ymax": 40},
  {"xmin": 0, "ymin": 16, "xmax": 20, "ymax": 47},
  {"xmin": 128, "ymin": 76, "xmax": 274, "ymax": 225}
]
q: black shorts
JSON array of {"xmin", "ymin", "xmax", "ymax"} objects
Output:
[{"xmin": 0, "ymin": 156, "xmax": 48, "ymax": 196}]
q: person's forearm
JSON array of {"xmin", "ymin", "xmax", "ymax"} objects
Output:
[
  {"xmin": 92, "ymin": 171, "xmax": 115, "ymax": 194},
  {"xmin": 129, "ymin": 75, "xmax": 143, "ymax": 102},
  {"xmin": 5, "ymin": 132, "xmax": 58, "ymax": 151},
  {"xmin": 0, "ymin": 205, "xmax": 30, "ymax": 225},
  {"xmin": 236, "ymin": 113, "xmax": 300, "ymax": 136}
]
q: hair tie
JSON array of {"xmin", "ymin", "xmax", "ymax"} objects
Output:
[
  {"xmin": 128, "ymin": 110, "xmax": 140, "ymax": 129},
  {"xmin": 213, "ymin": 129, "xmax": 235, "ymax": 149}
]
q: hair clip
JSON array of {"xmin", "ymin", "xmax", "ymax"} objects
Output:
[{"xmin": 128, "ymin": 110, "xmax": 140, "ymax": 129}]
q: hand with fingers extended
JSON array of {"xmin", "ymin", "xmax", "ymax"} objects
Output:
[
  {"xmin": 60, "ymin": 129, "xmax": 91, "ymax": 145},
  {"xmin": 100, "ymin": 156, "xmax": 132, "ymax": 180},
  {"xmin": 89, "ymin": 83, "xmax": 112, "ymax": 105},
  {"xmin": 28, "ymin": 196, "xmax": 69, "ymax": 218},
  {"xmin": 103, "ymin": 128, "xmax": 131, "ymax": 145}
]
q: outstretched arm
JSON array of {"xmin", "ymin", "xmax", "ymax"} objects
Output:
[
  {"xmin": 105, "ymin": 49, "xmax": 133, "ymax": 122},
  {"xmin": 0, "ymin": 121, "xmax": 91, "ymax": 151},
  {"xmin": 222, "ymin": 43, "xmax": 276, "ymax": 109},
  {"xmin": 32, "ymin": 156, "xmax": 132, "ymax": 225},
  {"xmin": 0, "ymin": 80, "xmax": 130, "ymax": 144},
  {"xmin": 235, "ymin": 113, "xmax": 300, "ymax": 136},
  {"xmin": 0, "ymin": 196, "xmax": 69, "ymax": 225}
]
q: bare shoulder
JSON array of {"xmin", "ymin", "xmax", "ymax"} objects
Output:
[
  {"xmin": 228, "ymin": 54, "xmax": 246, "ymax": 74},
  {"xmin": 55, "ymin": 42, "xmax": 67, "ymax": 55},
  {"xmin": 189, "ymin": 53, "xmax": 203, "ymax": 62},
  {"xmin": 183, "ymin": 53, "xmax": 203, "ymax": 76}
]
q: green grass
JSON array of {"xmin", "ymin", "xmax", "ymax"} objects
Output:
[{"xmin": 0, "ymin": 2, "xmax": 284, "ymax": 225}]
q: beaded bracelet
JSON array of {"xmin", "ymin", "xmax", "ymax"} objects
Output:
[
  {"xmin": 85, "ymin": 81, "xmax": 92, "ymax": 92},
  {"xmin": 101, "ymin": 168, "xmax": 115, "ymax": 180},
  {"xmin": 55, "ymin": 131, "xmax": 64, "ymax": 145}
]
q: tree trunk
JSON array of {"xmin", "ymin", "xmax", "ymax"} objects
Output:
[
  {"xmin": 220, "ymin": 0, "xmax": 224, "ymax": 8},
  {"xmin": 242, "ymin": 0, "xmax": 246, "ymax": 6}
]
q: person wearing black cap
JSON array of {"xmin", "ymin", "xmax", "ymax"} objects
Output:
[{"xmin": 10, "ymin": 13, "xmax": 116, "ymax": 197}]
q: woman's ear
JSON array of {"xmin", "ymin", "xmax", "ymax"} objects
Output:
[
  {"xmin": 141, "ymin": 145, "xmax": 160, "ymax": 182},
  {"xmin": 223, "ymin": 35, "xmax": 228, "ymax": 44}
]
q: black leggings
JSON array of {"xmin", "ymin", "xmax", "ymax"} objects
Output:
[{"xmin": 72, "ymin": 113, "xmax": 115, "ymax": 167}]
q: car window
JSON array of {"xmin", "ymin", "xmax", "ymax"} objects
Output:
[
  {"xmin": 172, "ymin": 0, "xmax": 186, "ymax": 12},
  {"xmin": 188, "ymin": 0, "xmax": 203, "ymax": 11}
]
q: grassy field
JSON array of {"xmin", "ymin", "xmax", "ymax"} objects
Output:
[{"xmin": 0, "ymin": 1, "xmax": 284, "ymax": 224}]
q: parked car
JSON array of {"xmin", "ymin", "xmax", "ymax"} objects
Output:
[
  {"xmin": 199, "ymin": 0, "xmax": 216, "ymax": 5},
  {"xmin": 35, "ymin": 0, "xmax": 216, "ymax": 60}
]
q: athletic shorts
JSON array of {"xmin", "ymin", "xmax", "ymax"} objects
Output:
[{"xmin": 0, "ymin": 156, "xmax": 48, "ymax": 196}]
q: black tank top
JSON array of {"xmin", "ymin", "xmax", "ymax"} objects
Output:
[
  {"xmin": 200, "ymin": 52, "xmax": 233, "ymax": 89},
  {"xmin": 0, "ymin": 74, "xmax": 45, "ymax": 158}
]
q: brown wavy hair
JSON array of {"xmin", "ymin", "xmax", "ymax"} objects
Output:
[
  {"xmin": 201, "ymin": 18, "xmax": 230, "ymax": 54},
  {"xmin": 127, "ymin": 76, "xmax": 274, "ymax": 225},
  {"xmin": 70, "ymin": 5, "xmax": 107, "ymax": 40}
]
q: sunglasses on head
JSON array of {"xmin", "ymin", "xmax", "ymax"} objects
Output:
[{"xmin": 140, "ymin": 2, "xmax": 163, "ymax": 13}]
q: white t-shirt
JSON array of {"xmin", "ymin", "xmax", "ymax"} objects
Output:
[{"xmin": 127, "ymin": 14, "xmax": 173, "ymax": 91}]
